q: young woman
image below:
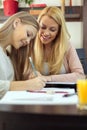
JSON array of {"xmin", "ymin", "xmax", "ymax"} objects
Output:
[
  {"xmin": 0, "ymin": 11, "xmax": 47, "ymax": 99},
  {"xmin": 32, "ymin": 6, "xmax": 85, "ymax": 82}
]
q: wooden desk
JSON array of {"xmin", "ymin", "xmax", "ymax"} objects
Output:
[{"xmin": 0, "ymin": 104, "xmax": 87, "ymax": 130}]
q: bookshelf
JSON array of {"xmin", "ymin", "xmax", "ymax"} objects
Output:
[
  {"xmin": 29, "ymin": 6, "xmax": 82, "ymax": 22},
  {"xmin": 0, "ymin": 6, "xmax": 82, "ymax": 23},
  {"xmin": 1, "ymin": 2, "xmax": 87, "ymax": 57}
]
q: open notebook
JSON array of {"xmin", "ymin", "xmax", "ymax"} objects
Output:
[{"xmin": 0, "ymin": 88, "xmax": 78, "ymax": 105}]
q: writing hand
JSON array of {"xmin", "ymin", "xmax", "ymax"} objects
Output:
[
  {"xmin": 27, "ymin": 76, "xmax": 47, "ymax": 90},
  {"xmin": 28, "ymin": 71, "xmax": 41, "ymax": 79}
]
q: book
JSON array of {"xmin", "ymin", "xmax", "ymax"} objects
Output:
[
  {"xmin": 29, "ymin": 9, "xmax": 42, "ymax": 15},
  {"xmin": 30, "ymin": 4, "xmax": 46, "ymax": 8},
  {"xmin": 45, "ymin": 82, "xmax": 76, "ymax": 92}
]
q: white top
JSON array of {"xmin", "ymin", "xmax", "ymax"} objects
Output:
[
  {"xmin": 42, "ymin": 62, "xmax": 66, "ymax": 75},
  {"xmin": 0, "ymin": 46, "xmax": 14, "ymax": 99}
]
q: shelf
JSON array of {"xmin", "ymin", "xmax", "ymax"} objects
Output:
[
  {"xmin": 65, "ymin": 14, "xmax": 80, "ymax": 18},
  {"xmin": 0, "ymin": 6, "xmax": 82, "ymax": 23},
  {"xmin": 65, "ymin": 6, "xmax": 82, "ymax": 21}
]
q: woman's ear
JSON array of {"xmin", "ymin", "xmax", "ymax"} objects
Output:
[{"xmin": 13, "ymin": 18, "xmax": 21, "ymax": 29}]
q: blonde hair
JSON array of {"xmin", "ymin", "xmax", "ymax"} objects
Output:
[
  {"xmin": 33, "ymin": 6, "xmax": 70, "ymax": 74},
  {"xmin": 0, "ymin": 11, "xmax": 39, "ymax": 80},
  {"xmin": 0, "ymin": 11, "xmax": 38, "ymax": 40}
]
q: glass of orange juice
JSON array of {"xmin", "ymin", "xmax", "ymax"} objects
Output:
[{"xmin": 77, "ymin": 79, "xmax": 87, "ymax": 110}]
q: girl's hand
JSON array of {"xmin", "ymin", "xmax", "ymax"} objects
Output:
[{"xmin": 27, "ymin": 76, "xmax": 47, "ymax": 90}]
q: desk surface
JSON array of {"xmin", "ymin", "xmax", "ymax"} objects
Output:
[
  {"xmin": 0, "ymin": 104, "xmax": 87, "ymax": 115},
  {"xmin": 0, "ymin": 104, "xmax": 87, "ymax": 130}
]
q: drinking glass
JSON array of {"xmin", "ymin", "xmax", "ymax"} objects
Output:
[{"xmin": 77, "ymin": 79, "xmax": 87, "ymax": 110}]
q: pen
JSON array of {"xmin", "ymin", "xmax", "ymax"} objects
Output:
[
  {"xmin": 27, "ymin": 90, "xmax": 68, "ymax": 94},
  {"xmin": 29, "ymin": 57, "xmax": 37, "ymax": 76},
  {"xmin": 63, "ymin": 93, "xmax": 76, "ymax": 97}
]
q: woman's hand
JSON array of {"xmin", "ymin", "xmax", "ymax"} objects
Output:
[{"xmin": 39, "ymin": 75, "xmax": 52, "ymax": 82}]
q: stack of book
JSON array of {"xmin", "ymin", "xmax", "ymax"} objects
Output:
[{"xmin": 29, "ymin": 4, "xmax": 46, "ymax": 16}]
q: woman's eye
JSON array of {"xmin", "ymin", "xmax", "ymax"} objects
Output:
[
  {"xmin": 50, "ymin": 27, "xmax": 57, "ymax": 32},
  {"xmin": 40, "ymin": 25, "xmax": 46, "ymax": 30},
  {"xmin": 50, "ymin": 29, "xmax": 57, "ymax": 32},
  {"xmin": 41, "ymin": 27, "xmax": 46, "ymax": 29}
]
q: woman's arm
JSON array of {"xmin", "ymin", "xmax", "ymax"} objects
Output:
[{"xmin": 42, "ymin": 44, "xmax": 86, "ymax": 82}]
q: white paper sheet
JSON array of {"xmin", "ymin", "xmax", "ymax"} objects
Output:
[{"xmin": 0, "ymin": 88, "xmax": 78, "ymax": 105}]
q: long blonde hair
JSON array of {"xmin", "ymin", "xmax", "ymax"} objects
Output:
[
  {"xmin": 0, "ymin": 11, "xmax": 39, "ymax": 80},
  {"xmin": 33, "ymin": 6, "xmax": 70, "ymax": 74}
]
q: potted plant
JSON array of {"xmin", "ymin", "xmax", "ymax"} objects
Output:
[
  {"xmin": 0, "ymin": 0, "xmax": 34, "ymax": 16},
  {"xmin": 0, "ymin": 0, "xmax": 2, "ymax": 6},
  {"xmin": 18, "ymin": 0, "xmax": 34, "ymax": 5}
]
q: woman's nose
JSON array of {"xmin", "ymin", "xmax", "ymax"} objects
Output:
[{"xmin": 44, "ymin": 30, "xmax": 50, "ymax": 36}]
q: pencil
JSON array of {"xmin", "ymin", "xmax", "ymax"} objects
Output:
[
  {"xmin": 63, "ymin": 93, "xmax": 76, "ymax": 97},
  {"xmin": 27, "ymin": 90, "xmax": 68, "ymax": 94},
  {"xmin": 29, "ymin": 57, "xmax": 37, "ymax": 76}
]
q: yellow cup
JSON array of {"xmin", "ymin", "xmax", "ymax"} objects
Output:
[{"xmin": 77, "ymin": 79, "xmax": 87, "ymax": 109}]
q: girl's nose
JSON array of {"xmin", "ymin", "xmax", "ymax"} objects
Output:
[{"xmin": 26, "ymin": 38, "xmax": 31, "ymax": 44}]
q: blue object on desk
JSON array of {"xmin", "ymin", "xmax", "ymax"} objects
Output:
[{"xmin": 29, "ymin": 57, "xmax": 37, "ymax": 76}]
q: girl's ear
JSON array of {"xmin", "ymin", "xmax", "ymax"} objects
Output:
[{"xmin": 13, "ymin": 18, "xmax": 21, "ymax": 29}]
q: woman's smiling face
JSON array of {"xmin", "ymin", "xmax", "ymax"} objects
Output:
[{"xmin": 39, "ymin": 15, "xmax": 59, "ymax": 45}]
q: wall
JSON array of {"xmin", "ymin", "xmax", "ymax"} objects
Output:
[
  {"xmin": 0, "ymin": 0, "xmax": 83, "ymax": 48},
  {"xmin": 66, "ymin": 22, "xmax": 83, "ymax": 48},
  {"xmin": 29, "ymin": 0, "xmax": 83, "ymax": 6}
]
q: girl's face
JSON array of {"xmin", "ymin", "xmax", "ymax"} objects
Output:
[
  {"xmin": 39, "ymin": 15, "xmax": 59, "ymax": 45},
  {"xmin": 12, "ymin": 18, "xmax": 37, "ymax": 49}
]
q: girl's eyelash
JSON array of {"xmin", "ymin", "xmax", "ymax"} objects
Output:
[{"xmin": 27, "ymin": 33, "xmax": 30, "ymax": 37}]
